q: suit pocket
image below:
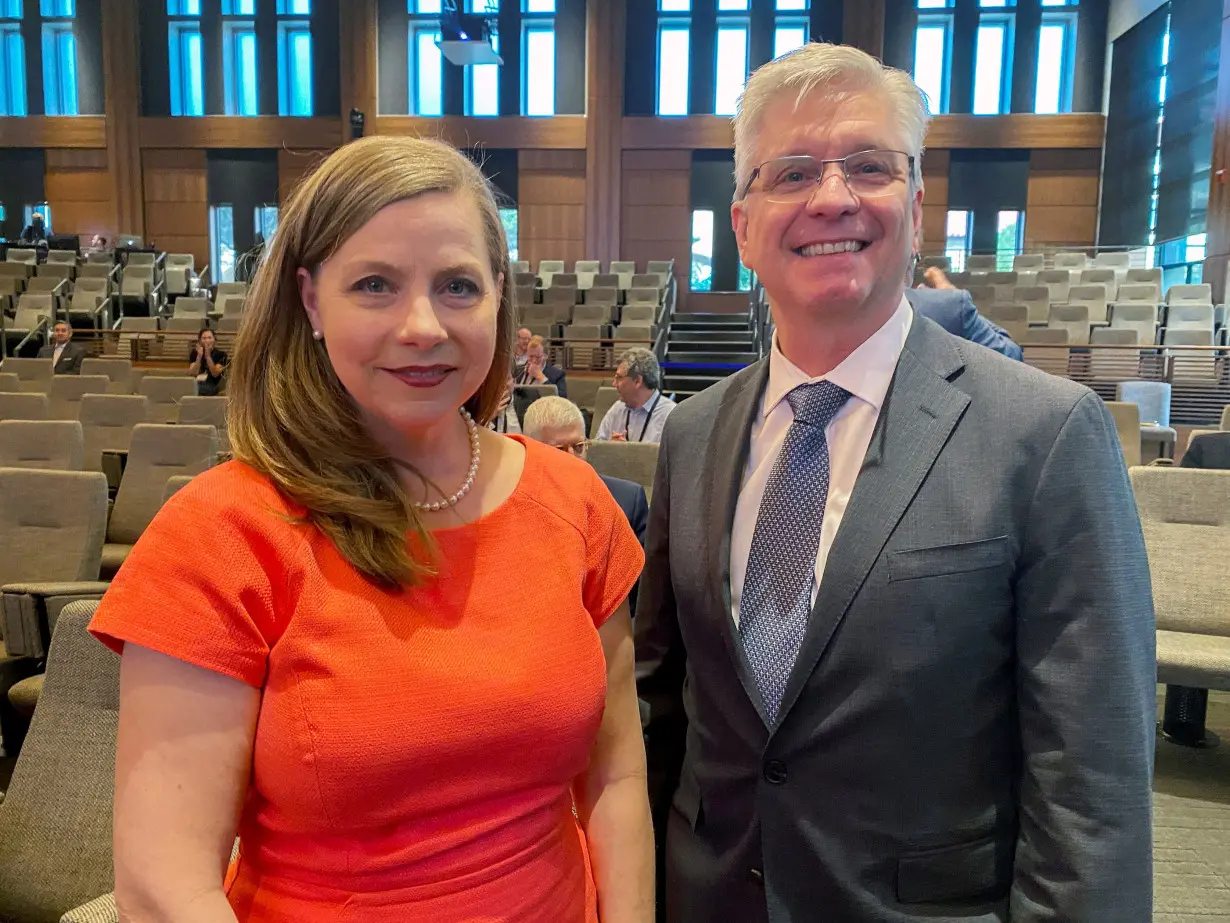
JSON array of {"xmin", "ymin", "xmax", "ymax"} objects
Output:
[
  {"xmin": 671, "ymin": 766, "xmax": 704, "ymax": 831},
  {"xmin": 887, "ymin": 536, "xmax": 1011, "ymax": 583},
  {"xmin": 896, "ymin": 832, "xmax": 1013, "ymax": 904}
]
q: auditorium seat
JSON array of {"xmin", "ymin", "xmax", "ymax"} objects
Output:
[
  {"xmin": 1105, "ymin": 401, "xmax": 1143, "ymax": 466},
  {"xmin": 589, "ymin": 386, "xmax": 620, "ymax": 438},
  {"xmin": 1012, "ymin": 286, "xmax": 1051, "ymax": 325},
  {"xmin": 965, "ymin": 254, "xmax": 997, "ymax": 274},
  {"xmin": 627, "ymin": 287, "xmax": 660, "ymax": 306},
  {"xmin": 1012, "ymin": 253, "xmax": 1043, "ymax": 287},
  {"xmin": 1118, "ymin": 380, "xmax": 1176, "ymax": 458},
  {"xmin": 513, "ymin": 260, "xmax": 531, "ymax": 275},
  {"xmin": 69, "ymin": 285, "xmax": 110, "ymax": 329},
  {"xmin": 48, "ymin": 376, "xmax": 111, "ymax": 421},
  {"xmin": 178, "ymin": 396, "xmax": 229, "ymax": 452},
  {"xmin": 621, "ymin": 304, "xmax": 657, "ymax": 325},
  {"xmin": 1093, "ymin": 252, "xmax": 1131, "ymax": 276},
  {"xmin": 615, "ymin": 323, "xmax": 655, "ymax": 340},
  {"xmin": 585, "ymin": 286, "xmax": 619, "ymax": 307},
  {"xmin": 514, "ymin": 271, "xmax": 538, "ymax": 290},
  {"xmin": 591, "ymin": 272, "xmax": 620, "ymax": 291},
  {"xmin": 1, "ymin": 358, "xmax": 53, "ymax": 394},
  {"xmin": 43, "ymin": 249, "xmax": 76, "ymax": 267},
  {"xmin": 0, "ymin": 420, "xmax": 84, "ymax": 470},
  {"xmin": 609, "ymin": 261, "xmax": 636, "ymax": 290},
  {"xmin": 26, "ymin": 275, "xmax": 69, "ymax": 297},
  {"xmin": 515, "ymin": 284, "xmax": 537, "ymax": 310},
  {"xmin": 946, "ymin": 271, "xmax": 971, "ymax": 288},
  {"xmin": 630, "ymin": 273, "xmax": 663, "ymax": 293},
  {"xmin": 1113, "ymin": 283, "xmax": 1161, "ymax": 308},
  {"xmin": 5, "ymin": 299, "xmax": 51, "ymax": 356},
  {"xmin": 565, "ymin": 325, "xmax": 605, "ymax": 368},
  {"xmin": 983, "ymin": 303, "xmax": 1028, "ymax": 343},
  {"xmin": 218, "ymin": 293, "xmax": 247, "ymax": 318},
  {"xmin": 1124, "ymin": 267, "xmax": 1162, "ymax": 300},
  {"xmin": 1047, "ymin": 304, "xmax": 1092, "ymax": 345},
  {"xmin": 538, "ymin": 260, "xmax": 566, "ymax": 287},
  {"xmin": 0, "ymin": 373, "xmax": 18, "ymax": 392},
  {"xmin": 966, "ymin": 285, "xmax": 996, "ymax": 311},
  {"xmin": 1035, "ymin": 269, "xmax": 1072, "ymax": 304},
  {"xmin": 0, "ymin": 392, "xmax": 49, "ymax": 422},
  {"xmin": 139, "ymin": 376, "xmax": 198, "ymax": 424},
  {"xmin": 164, "ymin": 473, "xmax": 196, "ymax": 502},
  {"xmin": 549, "ymin": 272, "xmax": 579, "ymax": 291},
  {"xmin": 1163, "ymin": 328, "xmax": 1219, "ymax": 382},
  {"xmin": 1089, "ymin": 326, "xmax": 1143, "ymax": 380},
  {"xmin": 216, "ymin": 281, "xmax": 248, "ymax": 298},
  {"xmin": 587, "ymin": 441, "xmax": 659, "ymax": 500},
  {"xmin": 80, "ymin": 357, "xmax": 135, "ymax": 394},
  {"xmin": 119, "ymin": 270, "xmax": 156, "ymax": 318},
  {"xmin": 544, "ymin": 286, "xmax": 578, "ymax": 309},
  {"xmin": 573, "ymin": 304, "xmax": 612, "ymax": 325},
  {"xmin": 1166, "ymin": 303, "xmax": 1216, "ymax": 333},
  {"xmin": 1109, "ymin": 303, "xmax": 1158, "ymax": 345},
  {"xmin": 173, "ymin": 295, "xmax": 211, "ymax": 319},
  {"xmin": 101, "ymin": 423, "xmax": 218, "ymax": 578},
  {"xmin": 1021, "ymin": 327, "xmax": 1071, "ymax": 376},
  {"xmin": 164, "ymin": 253, "xmax": 195, "ymax": 297},
  {"xmin": 78, "ymin": 393, "xmax": 150, "ymax": 486},
  {"xmin": 1064, "ymin": 284, "xmax": 1110, "ymax": 324},
  {"xmin": 1079, "ymin": 268, "xmax": 1119, "ymax": 301},
  {"xmin": 160, "ymin": 316, "xmax": 203, "ymax": 361},
  {"xmin": 6, "ymin": 248, "xmax": 37, "ymax": 265},
  {"xmin": 1132, "ymin": 467, "xmax": 1230, "ymax": 748},
  {"xmin": 523, "ymin": 305, "xmax": 557, "ymax": 328},
  {"xmin": 0, "ymin": 600, "xmax": 118, "ymax": 921},
  {"xmin": 574, "ymin": 260, "xmax": 601, "ymax": 289}
]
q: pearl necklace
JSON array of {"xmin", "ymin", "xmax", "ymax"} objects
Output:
[{"xmin": 411, "ymin": 408, "xmax": 481, "ymax": 513}]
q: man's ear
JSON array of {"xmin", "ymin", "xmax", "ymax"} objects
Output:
[{"xmin": 732, "ymin": 200, "xmax": 753, "ymax": 271}]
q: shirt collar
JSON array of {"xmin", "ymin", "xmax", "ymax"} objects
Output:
[
  {"xmin": 763, "ymin": 295, "xmax": 912, "ymax": 421},
  {"xmin": 628, "ymin": 390, "xmax": 660, "ymax": 412}
]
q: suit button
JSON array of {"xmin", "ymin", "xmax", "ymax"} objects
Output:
[
  {"xmin": 749, "ymin": 867, "xmax": 764, "ymax": 887},
  {"xmin": 763, "ymin": 759, "xmax": 787, "ymax": 784}
]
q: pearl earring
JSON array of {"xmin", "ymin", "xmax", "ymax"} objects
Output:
[{"xmin": 312, "ymin": 330, "xmax": 323, "ymax": 340}]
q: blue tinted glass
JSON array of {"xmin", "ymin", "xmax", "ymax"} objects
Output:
[
  {"xmin": 41, "ymin": 24, "xmax": 77, "ymax": 115},
  {"xmin": 167, "ymin": 0, "xmax": 202, "ymax": 14},
  {"xmin": 413, "ymin": 29, "xmax": 442, "ymax": 115},
  {"xmin": 913, "ymin": 21, "xmax": 948, "ymax": 113},
  {"xmin": 972, "ymin": 21, "xmax": 1007, "ymax": 114},
  {"xmin": 773, "ymin": 25, "xmax": 806, "ymax": 59},
  {"xmin": 222, "ymin": 0, "xmax": 255, "ymax": 14},
  {"xmin": 40, "ymin": 0, "xmax": 74, "ymax": 16},
  {"xmin": 657, "ymin": 26, "xmax": 689, "ymax": 115},
  {"xmin": 776, "ymin": 0, "xmax": 808, "ymax": 8},
  {"xmin": 523, "ymin": 26, "xmax": 554, "ymax": 115},
  {"xmin": 714, "ymin": 26, "xmax": 747, "ymax": 116},
  {"xmin": 0, "ymin": 24, "xmax": 27, "ymax": 116},
  {"xmin": 468, "ymin": 31, "xmax": 498, "ymax": 115},
  {"xmin": 524, "ymin": 0, "xmax": 555, "ymax": 11},
  {"xmin": 279, "ymin": 25, "xmax": 313, "ymax": 115},
  {"xmin": 239, "ymin": 31, "xmax": 257, "ymax": 114},
  {"xmin": 276, "ymin": 0, "xmax": 311, "ymax": 12},
  {"xmin": 0, "ymin": 1, "xmax": 22, "ymax": 20},
  {"xmin": 411, "ymin": 0, "xmax": 443, "ymax": 12}
]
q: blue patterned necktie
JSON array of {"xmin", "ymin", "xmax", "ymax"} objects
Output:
[{"xmin": 740, "ymin": 381, "xmax": 851, "ymax": 722}]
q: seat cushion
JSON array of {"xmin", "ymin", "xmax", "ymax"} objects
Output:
[
  {"xmin": 1156, "ymin": 629, "xmax": 1230, "ymax": 689},
  {"xmin": 1140, "ymin": 424, "xmax": 1177, "ymax": 445},
  {"xmin": 7, "ymin": 674, "xmax": 42, "ymax": 718},
  {"xmin": 99, "ymin": 543, "xmax": 132, "ymax": 580}
]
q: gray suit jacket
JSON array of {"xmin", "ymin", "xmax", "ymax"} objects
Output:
[
  {"xmin": 635, "ymin": 314, "xmax": 1155, "ymax": 923},
  {"xmin": 36, "ymin": 341, "xmax": 87, "ymax": 375}
]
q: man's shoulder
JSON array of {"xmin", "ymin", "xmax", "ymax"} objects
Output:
[
  {"xmin": 944, "ymin": 333, "xmax": 1094, "ymax": 421},
  {"xmin": 599, "ymin": 473, "xmax": 646, "ymax": 508}
]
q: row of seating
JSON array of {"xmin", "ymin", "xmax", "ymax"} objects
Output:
[
  {"xmin": 0, "ymin": 356, "xmax": 185, "ymax": 396},
  {"xmin": 520, "ymin": 302, "xmax": 657, "ymax": 327},
  {"xmin": 967, "ymin": 277, "xmax": 1215, "ymax": 316},
  {"xmin": 984, "ymin": 302, "xmax": 1229, "ymax": 348},
  {"xmin": 515, "ymin": 259, "xmax": 674, "ymax": 291},
  {"xmin": 0, "ymin": 378, "xmax": 227, "ymax": 431},
  {"xmin": 931, "ymin": 251, "xmax": 1157, "ymax": 278}
]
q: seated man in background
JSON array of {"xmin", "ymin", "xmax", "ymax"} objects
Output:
[
  {"xmin": 513, "ymin": 326, "xmax": 532, "ymax": 372},
  {"xmin": 38, "ymin": 320, "xmax": 86, "ymax": 374},
  {"xmin": 596, "ymin": 347, "xmax": 676, "ymax": 443},
  {"xmin": 515, "ymin": 334, "xmax": 568, "ymax": 397},
  {"xmin": 523, "ymin": 396, "xmax": 649, "ymax": 613},
  {"xmin": 907, "ymin": 265, "xmax": 1022, "ymax": 360},
  {"xmin": 1181, "ymin": 430, "xmax": 1230, "ymax": 469},
  {"xmin": 19, "ymin": 212, "xmax": 48, "ymax": 244}
]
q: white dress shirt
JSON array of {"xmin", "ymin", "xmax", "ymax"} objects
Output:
[
  {"xmin": 729, "ymin": 297, "xmax": 913, "ymax": 628},
  {"xmin": 596, "ymin": 391, "xmax": 676, "ymax": 444},
  {"xmin": 52, "ymin": 343, "xmax": 66, "ymax": 368}
]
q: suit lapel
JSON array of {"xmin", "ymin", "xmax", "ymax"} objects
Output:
[
  {"xmin": 773, "ymin": 319, "xmax": 972, "ymax": 727},
  {"xmin": 704, "ymin": 360, "xmax": 772, "ymax": 725}
]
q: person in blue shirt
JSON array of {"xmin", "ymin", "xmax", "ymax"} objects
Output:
[{"xmin": 906, "ymin": 266, "xmax": 1023, "ymax": 360}]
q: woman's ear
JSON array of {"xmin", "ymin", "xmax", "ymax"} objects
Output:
[{"xmin": 298, "ymin": 267, "xmax": 322, "ymax": 334}]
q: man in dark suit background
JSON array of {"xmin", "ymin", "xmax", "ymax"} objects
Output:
[
  {"xmin": 906, "ymin": 274, "xmax": 1022, "ymax": 360},
  {"xmin": 636, "ymin": 42, "xmax": 1154, "ymax": 923},
  {"xmin": 516, "ymin": 334, "xmax": 568, "ymax": 397},
  {"xmin": 1181, "ymin": 431, "xmax": 1230, "ymax": 469},
  {"xmin": 37, "ymin": 321, "xmax": 87, "ymax": 375}
]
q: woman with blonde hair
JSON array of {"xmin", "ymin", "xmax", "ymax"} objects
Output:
[{"xmin": 90, "ymin": 135, "xmax": 653, "ymax": 923}]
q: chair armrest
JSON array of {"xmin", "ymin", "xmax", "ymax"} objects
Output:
[
  {"xmin": 1, "ymin": 582, "xmax": 110, "ymax": 658},
  {"xmin": 59, "ymin": 891, "xmax": 117, "ymax": 923},
  {"xmin": 1148, "ymin": 457, "xmax": 1176, "ymax": 466}
]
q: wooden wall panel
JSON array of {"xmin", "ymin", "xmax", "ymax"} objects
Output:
[
  {"xmin": 621, "ymin": 149, "xmax": 692, "ymax": 309},
  {"xmin": 920, "ymin": 149, "xmax": 950, "ymax": 252},
  {"xmin": 278, "ymin": 148, "xmax": 328, "ymax": 206},
  {"xmin": 1025, "ymin": 148, "xmax": 1101, "ymax": 248},
  {"xmin": 584, "ymin": 0, "xmax": 626, "ymax": 263},
  {"xmin": 142, "ymin": 149, "xmax": 209, "ymax": 270},
  {"xmin": 518, "ymin": 150, "xmax": 587, "ymax": 269},
  {"xmin": 102, "ymin": 0, "xmax": 143, "ymax": 236},
  {"xmin": 44, "ymin": 148, "xmax": 115, "ymax": 240}
]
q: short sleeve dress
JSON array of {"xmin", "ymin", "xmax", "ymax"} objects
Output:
[{"xmin": 89, "ymin": 435, "xmax": 644, "ymax": 923}]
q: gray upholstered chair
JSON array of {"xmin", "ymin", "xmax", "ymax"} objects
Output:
[
  {"xmin": 101, "ymin": 424, "xmax": 218, "ymax": 578},
  {"xmin": 77, "ymin": 394, "xmax": 150, "ymax": 487},
  {"xmin": 163, "ymin": 473, "xmax": 196, "ymax": 503},
  {"xmin": 48, "ymin": 375, "xmax": 111, "ymax": 421},
  {"xmin": 0, "ymin": 391, "xmax": 49, "ymax": 422},
  {"xmin": 0, "ymin": 372, "xmax": 19, "ymax": 392},
  {"xmin": 0, "ymin": 420, "xmax": 85, "ymax": 470},
  {"xmin": 1131, "ymin": 467, "xmax": 1230, "ymax": 747},
  {"xmin": 587, "ymin": 441, "xmax": 660, "ymax": 500},
  {"xmin": 1104, "ymin": 401, "xmax": 1143, "ymax": 468},
  {"xmin": 589, "ymin": 386, "xmax": 620, "ymax": 439},
  {"xmin": 177, "ymin": 395, "xmax": 229, "ymax": 452},
  {"xmin": 138, "ymin": 375, "xmax": 197, "ymax": 424},
  {"xmin": 1, "ymin": 357, "xmax": 54, "ymax": 394},
  {"xmin": 1117, "ymin": 380, "xmax": 1176, "ymax": 459},
  {"xmin": 79, "ymin": 357, "xmax": 134, "ymax": 395},
  {"xmin": 0, "ymin": 601, "xmax": 118, "ymax": 923}
]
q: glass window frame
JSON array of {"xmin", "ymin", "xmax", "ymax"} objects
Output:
[
  {"xmin": 713, "ymin": 18, "xmax": 749, "ymax": 116},
  {"xmin": 773, "ymin": 16, "xmax": 809, "ymax": 60},
  {"xmin": 463, "ymin": 0, "xmax": 499, "ymax": 116},
  {"xmin": 39, "ymin": 0, "xmax": 77, "ymax": 116},
  {"xmin": 521, "ymin": 0, "xmax": 556, "ymax": 116},
  {"xmin": 995, "ymin": 209, "xmax": 1024, "ymax": 270},
  {"xmin": 221, "ymin": 11, "xmax": 258, "ymax": 116},
  {"xmin": 656, "ymin": 10, "xmax": 690, "ymax": 116},
  {"xmin": 408, "ymin": 23, "xmax": 443, "ymax": 116},
  {"xmin": 913, "ymin": 11, "xmax": 953, "ymax": 114},
  {"xmin": 944, "ymin": 208, "xmax": 972, "ymax": 271},
  {"xmin": 972, "ymin": 12, "xmax": 1014, "ymax": 115},
  {"xmin": 0, "ymin": 17, "xmax": 26, "ymax": 117},
  {"xmin": 690, "ymin": 208, "xmax": 714, "ymax": 293},
  {"xmin": 210, "ymin": 203, "xmax": 236, "ymax": 285},
  {"xmin": 276, "ymin": 17, "xmax": 313, "ymax": 116},
  {"xmin": 1033, "ymin": 10, "xmax": 1077, "ymax": 114}
]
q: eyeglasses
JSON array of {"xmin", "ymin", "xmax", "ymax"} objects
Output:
[
  {"xmin": 741, "ymin": 151, "xmax": 915, "ymax": 202},
  {"xmin": 551, "ymin": 440, "xmax": 589, "ymax": 457}
]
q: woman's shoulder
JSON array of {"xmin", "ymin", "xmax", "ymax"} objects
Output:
[
  {"xmin": 515, "ymin": 437, "xmax": 610, "ymax": 531},
  {"xmin": 164, "ymin": 460, "xmax": 305, "ymax": 528}
]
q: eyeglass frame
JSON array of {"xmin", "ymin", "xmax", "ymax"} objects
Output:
[
  {"xmin": 738, "ymin": 150, "xmax": 917, "ymax": 202},
  {"xmin": 549, "ymin": 439, "xmax": 590, "ymax": 457}
]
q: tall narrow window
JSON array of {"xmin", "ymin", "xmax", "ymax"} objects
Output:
[
  {"xmin": 499, "ymin": 207, "xmax": 519, "ymax": 262},
  {"xmin": 944, "ymin": 209, "xmax": 972, "ymax": 271},
  {"xmin": 408, "ymin": 0, "xmax": 443, "ymax": 116},
  {"xmin": 714, "ymin": 24, "xmax": 748, "ymax": 116},
  {"xmin": 168, "ymin": 0, "xmax": 204, "ymax": 116},
  {"xmin": 466, "ymin": 1, "xmax": 499, "ymax": 116},
  {"xmin": 222, "ymin": 0, "xmax": 258, "ymax": 116},
  {"xmin": 657, "ymin": 0, "xmax": 690, "ymax": 116},
  {"xmin": 1034, "ymin": 8, "xmax": 1077, "ymax": 114},
  {"xmin": 277, "ymin": 0, "xmax": 312, "ymax": 116},
  {"xmin": 0, "ymin": 2, "xmax": 27, "ymax": 117},
  {"xmin": 254, "ymin": 204, "xmax": 278, "ymax": 244},
  {"xmin": 40, "ymin": 0, "xmax": 77, "ymax": 116},
  {"xmin": 773, "ymin": 0, "xmax": 809, "ymax": 62},
  {"xmin": 522, "ymin": 0, "xmax": 555, "ymax": 116},
  {"xmin": 973, "ymin": 1, "xmax": 1014, "ymax": 115},
  {"xmin": 996, "ymin": 209, "xmax": 1023, "ymax": 270},
  {"xmin": 210, "ymin": 204, "xmax": 236, "ymax": 284},
  {"xmin": 914, "ymin": 0, "xmax": 953, "ymax": 114},
  {"xmin": 691, "ymin": 209, "xmax": 714, "ymax": 292}
]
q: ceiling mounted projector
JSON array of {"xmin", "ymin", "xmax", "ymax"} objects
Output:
[{"xmin": 438, "ymin": 11, "xmax": 504, "ymax": 66}]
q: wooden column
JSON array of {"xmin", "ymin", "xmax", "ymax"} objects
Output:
[
  {"xmin": 102, "ymin": 0, "xmax": 144, "ymax": 238},
  {"xmin": 843, "ymin": 0, "xmax": 886, "ymax": 60},
  {"xmin": 1203, "ymin": 2, "xmax": 1230, "ymax": 303},
  {"xmin": 340, "ymin": 0, "xmax": 379, "ymax": 143},
  {"xmin": 585, "ymin": 0, "xmax": 626, "ymax": 264}
]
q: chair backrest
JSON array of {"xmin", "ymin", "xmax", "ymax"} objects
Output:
[
  {"xmin": 1080, "ymin": 268, "xmax": 1119, "ymax": 300},
  {"xmin": 74, "ymin": 276, "xmax": 108, "ymax": 295},
  {"xmin": 627, "ymin": 287, "xmax": 660, "ymax": 306},
  {"xmin": 1091, "ymin": 326, "xmax": 1139, "ymax": 346},
  {"xmin": 0, "ymin": 391, "xmax": 49, "ymax": 422},
  {"xmin": 1163, "ymin": 327, "xmax": 1213, "ymax": 347},
  {"xmin": 572, "ymin": 304, "xmax": 608, "ymax": 325},
  {"xmin": 108, "ymin": 424, "xmax": 218, "ymax": 545},
  {"xmin": 219, "ymin": 294, "xmax": 246, "ymax": 317},
  {"xmin": 76, "ymin": 264, "xmax": 112, "ymax": 282},
  {"xmin": 1013, "ymin": 254, "xmax": 1045, "ymax": 272},
  {"xmin": 1105, "ymin": 401, "xmax": 1143, "ymax": 466},
  {"xmin": 78, "ymin": 394, "xmax": 150, "ymax": 471},
  {"xmin": 27, "ymin": 275, "xmax": 67, "ymax": 294},
  {"xmin": 513, "ymin": 260, "xmax": 531, "ymax": 275},
  {"xmin": 216, "ymin": 281, "xmax": 247, "ymax": 297},
  {"xmin": 126, "ymin": 251, "xmax": 156, "ymax": 268},
  {"xmin": 1124, "ymin": 267, "xmax": 1162, "ymax": 296},
  {"xmin": 1166, "ymin": 303, "xmax": 1215, "ymax": 331},
  {"xmin": 966, "ymin": 286, "xmax": 996, "ymax": 310},
  {"xmin": 0, "ymin": 469, "xmax": 108, "ymax": 583},
  {"xmin": 550, "ymin": 272, "xmax": 578, "ymax": 290},
  {"xmin": 2, "ymin": 357, "xmax": 54, "ymax": 393},
  {"xmin": 589, "ymin": 386, "xmax": 620, "ymax": 438},
  {"xmin": 174, "ymin": 295, "xmax": 211, "ymax": 317},
  {"xmin": 568, "ymin": 377, "xmax": 603, "ymax": 414},
  {"xmin": 44, "ymin": 249, "xmax": 77, "ymax": 265},
  {"xmin": 646, "ymin": 259, "xmax": 674, "ymax": 276},
  {"xmin": 0, "ymin": 420, "xmax": 84, "ymax": 470},
  {"xmin": 514, "ymin": 271, "xmax": 538, "ymax": 289},
  {"xmin": 0, "ymin": 372, "xmax": 18, "ymax": 392},
  {"xmin": 0, "ymin": 600, "xmax": 119, "ymax": 922},
  {"xmin": 621, "ymin": 304, "xmax": 657, "ymax": 324},
  {"xmin": 166, "ymin": 253, "xmax": 194, "ymax": 270},
  {"xmin": 983, "ymin": 302, "xmax": 1028, "ymax": 325},
  {"xmin": 164, "ymin": 474, "xmax": 196, "ymax": 502},
  {"xmin": 70, "ymin": 290, "xmax": 103, "ymax": 315},
  {"xmin": 1117, "ymin": 380, "xmax": 1171, "ymax": 427},
  {"xmin": 609, "ymin": 261, "xmax": 636, "ymax": 289},
  {"xmin": 1052, "ymin": 252, "xmax": 1088, "ymax": 271},
  {"xmin": 1114, "ymin": 283, "xmax": 1159, "ymax": 305},
  {"xmin": 1035, "ymin": 270, "xmax": 1071, "ymax": 303},
  {"xmin": 12, "ymin": 303, "xmax": 49, "ymax": 332},
  {"xmin": 1166, "ymin": 283, "xmax": 1213, "ymax": 306},
  {"xmin": 591, "ymin": 273, "xmax": 620, "ymax": 290},
  {"xmin": 1047, "ymin": 304, "xmax": 1091, "ymax": 344},
  {"xmin": 1012, "ymin": 286, "xmax": 1051, "ymax": 324},
  {"xmin": 48, "ymin": 375, "xmax": 111, "ymax": 421},
  {"xmin": 586, "ymin": 286, "xmax": 618, "ymax": 306},
  {"xmin": 1064, "ymin": 284, "xmax": 1109, "ymax": 323},
  {"xmin": 1109, "ymin": 303, "xmax": 1157, "ymax": 345},
  {"xmin": 177, "ymin": 395, "xmax": 229, "ymax": 451},
  {"xmin": 1129, "ymin": 467, "xmax": 1230, "ymax": 634},
  {"xmin": 1021, "ymin": 327, "xmax": 1070, "ymax": 345},
  {"xmin": 538, "ymin": 260, "xmax": 566, "ymax": 286},
  {"xmin": 17, "ymin": 290, "xmax": 55, "ymax": 314},
  {"xmin": 630, "ymin": 273, "xmax": 662, "ymax": 290},
  {"xmin": 80, "ymin": 357, "xmax": 135, "ymax": 393},
  {"xmin": 139, "ymin": 376, "xmax": 199, "ymax": 423},
  {"xmin": 543, "ymin": 285, "xmax": 578, "ymax": 305},
  {"xmin": 119, "ymin": 316, "xmax": 159, "ymax": 333},
  {"xmin": 966, "ymin": 254, "xmax": 997, "ymax": 273},
  {"xmin": 574, "ymin": 260, "xmax": 601, "ymax": 274},
  {"xmin": 7, "ymin": 248, "xmax": 37, "ymax": 265},
  {"xmin": 587, "ymin": 441, "xmax": 660, "ymax": 497},
  {"xmin": 1093, "ymin": 252, "xmax": 1131, "ymax": 272}
]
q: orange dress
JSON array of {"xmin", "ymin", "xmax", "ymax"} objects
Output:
[{"xmin": 90, "ymin": 435, "xmax": 643, "ymax": 923}]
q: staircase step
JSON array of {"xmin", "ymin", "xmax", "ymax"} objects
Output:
[
  {"xmin": 667, "ymin": 330, "xmax": 754, "ymax": 343},
  {"xmin": 671, "ymin": 316, "xmax": 751, "ymax": 330},
  {"xmin": 668, "ymin": 340, "xmax": 755, "ymax": 354},
  {"xmin": 665, "ymin": 350, "xmax": 759, "ymax": 365}
]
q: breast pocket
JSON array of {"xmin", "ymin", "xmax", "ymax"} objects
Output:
[{"xmin": 887, "ymin": 536, "xmax": 1011, "ymax": 583}]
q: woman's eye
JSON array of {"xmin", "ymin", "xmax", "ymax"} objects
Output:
[
  {"xmin": 353, "ymin": 276, "xmax": 390, "ymax": 294},
  {"xmin": 444, "ymin": 278, "xmax": 480, "ymax": 297}
]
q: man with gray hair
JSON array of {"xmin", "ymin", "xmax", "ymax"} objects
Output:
[
  {"xmin": 635, "ymin": 42, "xmax": 1154, "ymax": 923},
  {"xmin": 596, "ymin": 347, "xmax": 676, "ymax": 443}
]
